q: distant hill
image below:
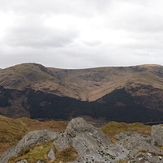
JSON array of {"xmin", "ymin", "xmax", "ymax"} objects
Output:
[{"xmin": 0, "ymin": 63, "xmax": 163, "ymax": 123}]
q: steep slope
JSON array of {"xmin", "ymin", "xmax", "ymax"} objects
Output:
[
  {"xmin": 0, "ymin": 63, "xmax": 87, "ymax": 100},
  {"xmin": 0, "ymin": 63, "xmax": 59, "ymax": 90},
  {"xmin": 0, "ymin": 63, "xmax": 163, "ymax": 123},
  {"xmin": 1, "ymin": 86, "xmax": 163, "ymax": 124},
  {"xmin": 49, "ymin": 64, "xmax": 163, "ymax": 101},
  {"xmin": 1, "ymin": 63, "xmax": 163, "ymax": 102}
]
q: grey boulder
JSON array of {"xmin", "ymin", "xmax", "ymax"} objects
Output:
[
  {"xmin": 0, "ymin": 129, "xmax": 58, "ymax": 163},
  {"xmin": 151, "ymin": 125, "xmax": 163, "ymax": 146}
]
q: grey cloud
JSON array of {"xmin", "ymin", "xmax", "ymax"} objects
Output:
[
  {"xmin": 82, "ymin": 40, "xmax": 101, "ymax": 47},
  {"xmin": 106, "ymin": 1, "xmax": 163, "ymax": 33},
  {"xmin": 0, "ymin": 0, "xmax": 113, "ymax": 17},
  {"xmin": 1, "ymin": 0, "xmax": 163, "ymax": 69},
  {"xmin": 0, "ymin": 40, "xmax": 163, "ymax": 69},
  {"xmin": 112, "ymin": 15, "xmax": 163, "ymax": 33},
  {"xmin": 4, "ymin": 23, "xmax": 79, "ymax": 48}
]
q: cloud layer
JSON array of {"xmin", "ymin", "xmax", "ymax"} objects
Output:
[{"xmin": 0, "ymin": 0, "xmax": 163, "ymax": 68}]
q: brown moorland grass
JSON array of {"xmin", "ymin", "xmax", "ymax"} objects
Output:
[{"xmin": 0, "ymin": 115, "xmax": 68, "ymax": 157}]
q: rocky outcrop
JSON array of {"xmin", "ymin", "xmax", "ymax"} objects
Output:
[
  {"xmin": 0, "ymin": 129, "xmax": 58, "ymax": 163},
  {"xmin": 151, "ymin": 125, "xmax": 163, "ymax": 146},
  {"xmin": 114, "ymin": 131, "xmax": 163, "ymax": 162},
  {"xmin": 54, "ymin": 118, "xmax": 163, "ymax": 163},
  {"xmin": 54, "ymin": 117, "xmax": 120, "ymax": 163},
  {"xmin": 1, "ymin": 118, "xmax": 163, "ymax": 163}
]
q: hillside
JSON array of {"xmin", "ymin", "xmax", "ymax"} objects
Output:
[
  {"xmin": 1, "ymin": 63, "xmax": 163, "ymax": 102},
  {"xmin": 0, "ymin": 115, "xmax": 68, "ymax": 157},
  {"xmin": 0, "ymin": 63, "xmax": 163, "ymax": 123}
]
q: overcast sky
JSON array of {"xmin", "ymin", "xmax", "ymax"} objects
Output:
[{"xmin": 0, "ymin": 0, "xmax": 163, "ymax": 69}]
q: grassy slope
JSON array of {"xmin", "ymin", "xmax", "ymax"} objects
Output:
[
  {"xmin": 0, "ymin": 63, "xmax": 59, "ymax": 90},
  {"xmin": 50, "ymin": 64, "xmax": 163, "ymax": 101},
  {"xmin": 0, "ymin": 115, "xmax": 68, "ymax": 157},
  {"xmin": 1, "ymin": 63, "xmax": 163, "ymax": 102}
]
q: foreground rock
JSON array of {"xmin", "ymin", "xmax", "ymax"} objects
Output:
[
  {"xmin": 54, "ymin": 118, "xmax": 163, "ymax": 162},
  {"xmin": 54, "ymin": 117, "xmax": 122, "ymax": 162},
  {"xmin": 151, "ymin": 125, "xmax": 163, "ymax": 146},
  {"xmin": 1, "ymin": 118, "xmax": 163, "ymax": 163},
  {"xmin": 0, "ymin": 129, "xmax": 58, "ymax": 163},
  {"xmin": 114, "ymin": 131, "xmax": 163, "ymax": 162}
]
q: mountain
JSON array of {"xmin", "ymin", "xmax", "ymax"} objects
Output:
[
  {"xmin": 1, "ymin": 117, "xmax": 163, "ymax": 163},
  {"xmin": 1, "ymin": 63, "xmax": 163, "ymax": 123}
]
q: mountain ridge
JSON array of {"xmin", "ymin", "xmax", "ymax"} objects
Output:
[
  {"xmin": 1, "ymin": 63, "xmax": 163, "ymax": 101},
  {"xmin": 0, "ymin": 63, "xmax": 163, "ymax": 123}
]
